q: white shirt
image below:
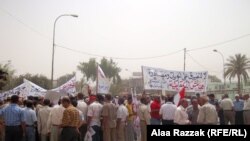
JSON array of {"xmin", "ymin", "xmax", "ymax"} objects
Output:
[
  {"xmin": 244, "ymin": 98, "xmax": 250, "ymax": 110},
  {"xmin": 87, "ymin": 101, "xmax": 103, "ymax": 127},
  {"xmin": 197, "ymin": 102, "xmax": 218, "ymax": 125},
  {"xmin": 174, "ymin": 105, "xmax": 189, "ymax": 125},
  {"xmin": 77, "ymin": 100, "xmax": 88, "ymax": 119},
  {"xmin": 220, "ymin": 98, "xmax": 234, "ymax": 110},
  {"xmin": 77, "ymin": 109, "xmax": 85, "ymax": 121},
  {"xmin": 117, "ymin": 104, "xmax": 128, "ymax": 122},
  {"xmin": 38, "ymin": 106, "xmax": 51, "ymax": 135},
  {"xmin": 47, "ymin": 105, "xmax": 65, "ymax": 132},
  {"xmin": 159, "ymin": 102, "xmax": 177, "ymax": 120}
]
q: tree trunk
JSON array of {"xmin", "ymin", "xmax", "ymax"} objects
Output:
[{"xmin": 237, "ymin": 74, "xmax": 241, "ymax": 94}]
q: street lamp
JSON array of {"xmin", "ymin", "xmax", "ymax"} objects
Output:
[
  {"xmin": 213, "ymin": 49, "xmax": 226, "ymax": 90},
  {"xmin": 51, "ymin": 14, "xmax": 78, "ymax": 88}
]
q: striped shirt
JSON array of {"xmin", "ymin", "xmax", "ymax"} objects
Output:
[
  {"xmin": 0, "ymin": 104, "xmax": 25, "ymax": 126},
  {"xmin": 61, "ymin": 105, "xmax": 80, "ymax": 127}
]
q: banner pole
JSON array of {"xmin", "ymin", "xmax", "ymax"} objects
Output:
[{"xmin": 96, "ymin": 63, "xmax": 99, "ymax": 95}]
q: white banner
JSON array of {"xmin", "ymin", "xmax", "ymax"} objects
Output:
[
  {"xmin": 0, "ymin": 79, "xmax": 47, "ymax": 100},
  {"xmin": 23, "ymin": 79, "xmax": 46, "ymax": 97},
  {"xmin": 97, "ymin": 65, "xmax": 110, "ymax": 94},
  {"xmin": 52, "ymin": 76, "xmax": 76, "ymax": 94},
  {"xmin": 142, "ymin": 66, "xmax": 208, "ymax": 92},
  {"xmin": 0, "ymin": 83, "xmax": 26, "ymax": 100}
]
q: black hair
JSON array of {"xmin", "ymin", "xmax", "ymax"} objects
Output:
[
  {"xmin": 43, "ymin": 99, "xmax": 51, "ymax": 106},
  {"xmin": 26, "ymin": 100, "xmax": 33, "ymax": 108},
  {"xmin": 11, "ymin": 95, "xmax": 19, "ymax": 103}
]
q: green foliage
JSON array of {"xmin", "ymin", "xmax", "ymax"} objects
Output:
[
  {"xmin": 77, "ymin": 58, "xmax": 97, "ymax": 81},
  {"xmin": 77, "ymin": 57, "xmax": 121, "ymax": 83},
  {"xmin": 3, "ymin": 73, "xmax": 51, "ymax": 91},
  {"xmin": 225, "ymin": 54, "xmax": 250, "ymax": 94},
  {"xmin": 0, "ymin": 62, "xmax": 15, "ymax": 90}
]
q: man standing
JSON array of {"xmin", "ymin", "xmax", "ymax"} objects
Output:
[
  {"xmin": 60, "ymin": 96, "xmax": 80, "ymax": 141},
  {"xmin": 76, "ymin": 93, "xmax": 88, "ymax": 141},
  {"xmin": 243, "ymin": 94, "xmax": 250, "ymax": 124},
  {"xmin": 23, "ymin": 100, "xmax": 37, "ymax": 141},
  {"xmin": 174, "ymin": 98, "xmax": 190, "ymax": 125},
  {"xmin": 116, "ymin": 97, "xmax": 128, "ymax": 141},
  {"xmin": 197, "ymin": 95, "xmax": 218, "ymax": 125},
  {"xmin": 234, "ymin": 94, "xmax": 244, "ymax": 124},
  {"xmin": 220, "ymin": 94, "xmax": 235, "ymax": 125},
  {"xmin": 87, "ymin": 95, "xmax": 103, "ymax": 141},
  {"xmin": 159, "ymin": 97, "xmax": 177, "ymax": 125},
  {"xmin": 102, "ymin": 94, "xmax": 117, "ymax": 141},
  {"xmin": 47, "ymin": 99, "xmax": 65, "ymax": 141},
  {"xmin": 137, "ymin": 97, "xmax": 150, "ymax": 141},
  {"xmin": 0, "ymin": 95, "xmax": 25, "ymax": 141},
  {"xmin": 125, "ymin": 95, "xmax": 135, "ymax": 141},
  {"xmin": 187, "ymin": 98, "xmax": 200, "ymax": 125},
  {"xmin": 38, "ymin": 99, "xmax": 51, "ymax": 141},
  {"xmin": 150, "ymin": 95, "xmax": 161, "ymax": 125}
]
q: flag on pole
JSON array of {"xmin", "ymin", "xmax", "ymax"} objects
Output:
[
  {"xmin": 96, "ymin": 65, "xmax": 110, "ymax": 94},
  {"xmin": 174, "ymin": 87, "xmax": 185, "ymax": 106}
]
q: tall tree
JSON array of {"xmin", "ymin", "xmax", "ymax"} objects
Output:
[
  {"xmin": 77, "ymin": 58, "xmax": 121, "ymax": 83},
  {"xmin": 0, "ymin": 62, "xmax": 15, "ymax": 91},
  {"xmin": 99, "ymin": 58, "xmax": 121, "ymax": 83},
  {"xmin": 77, "ymin": 58, "xmax": 97, "ymax": 81},
  {"xmin": 225, "ymin": 54, "xmax": 250, "ymax": 94}
]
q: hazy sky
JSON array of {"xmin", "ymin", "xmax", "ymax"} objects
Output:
[{"xmin": 0, "ymin": 0, "xmax": 250, "ymax": 81}]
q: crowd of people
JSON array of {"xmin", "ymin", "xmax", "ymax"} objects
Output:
[{"xmin": 0, "ymin": 92, "xmax": 249, "ymax": 141}]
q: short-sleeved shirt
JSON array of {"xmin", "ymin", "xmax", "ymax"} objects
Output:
[
  {"xmin": 102, "ymin": 102, "xmax": 117, "ymax": 128},
  {"xmin": 117, "ymin": 105, "xmax": 128, "ymax": 122},
  {"xmin": 126, "ymin": 104, "xmax": 134, "ymax": 121},
  {"xmin": 150, "ymin": 100, "xmax": 161, "ymax": 119},
  {"xmin": 87, "ymin": 101, "xmax": 103, "ymax": 127},
  {"xmin": 61, "ymin": 105, "xmax": 80, "ymax": 127},
  {"xmin": 233, "ymin": 100, "xmax": 244, "ymax": 111},
  {"xmin": 0, "ymin": 104, "xmax": 25, "ymax": 126},
  {"xmin": 159, "ymin": 102, "xmax": 177, "ymax": 120},
  {"xmin": 244, "ymin": 98, "xmax": 250, "ymax": 110},
  {"xmin": 220, "ymin": 98, "xmax": 234, "ymax": 110},
  {"xmin": 23, "ymin": 107, "xmax": 37, "ymax": 126}
]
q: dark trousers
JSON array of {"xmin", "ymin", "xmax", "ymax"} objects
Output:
[
  {"xmin": 91, "ymin": 126, "xmax": 101, "ymax": 141},
  {"xmin": 60, "ymin": 127, "xmax": 78, "ymax": 141},
  {"xmin": 78, "ymin": 124, "xmax": 87, "ymax": 141},
  {"xmin": 162, "ymin": 120, "xmax": 174, "ymax": 125},
  {"xmin": 5, "ymin": 126, "xmax": 22, "ymax": 141},
  {"xmin": 235, "ymin": 111, "xmax": 244, "ymax": 125},
  {"xmin": 218, "ymin": 110, "xmax": 225, "ymax": 125}
]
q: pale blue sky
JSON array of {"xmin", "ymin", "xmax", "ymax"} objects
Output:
[{"xmin": 0, "ymin": 0, "xmax": 250, "ymax": 81}]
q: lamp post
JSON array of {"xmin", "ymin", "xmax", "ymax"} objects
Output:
[
  {"xmin": 51, "ymin": 14, "xmax": 78, "ymax": 88},
  {"xmin": 213, "ymin": 49, "xmax": 226, "ymax": 91}
]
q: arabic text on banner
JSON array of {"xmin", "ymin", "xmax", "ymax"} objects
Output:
[{"xmin": 142, "ymin": 66, "xmax": 208, "ymax": 92}]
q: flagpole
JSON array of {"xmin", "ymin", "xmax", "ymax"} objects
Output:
[
  {"xmin": 141, "ymin": 66, "xmax": 145, "ymax": 93},
  {"xmin": 96, "ymin": 64, "xmax": 99, "ymax": 95}
]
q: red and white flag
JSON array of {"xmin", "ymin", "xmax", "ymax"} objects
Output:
[{"xmin": 174, "ymin": 87, "xmax": 185, "ymax": 106}]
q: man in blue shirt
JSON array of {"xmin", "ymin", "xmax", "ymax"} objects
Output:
[
  {"xmin": 0, "ymin": 95, "xmax": 25, "ymax": 141},
  {"xmin": 23, "ymin": 100, "xmax": 37, "ymax": 141},
  {"xmin": 234, "ymin": 94, "xmax": 244, "ymax": 124}
]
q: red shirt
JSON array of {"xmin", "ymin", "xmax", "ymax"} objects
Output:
[{"xmin": 150, "ymin": 100, "xmax": 161, "ymax": 119}]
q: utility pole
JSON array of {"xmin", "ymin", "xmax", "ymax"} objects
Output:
[{"xmin": 184, "ymin": 48, "xmax": 186, "ymax": 72}]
